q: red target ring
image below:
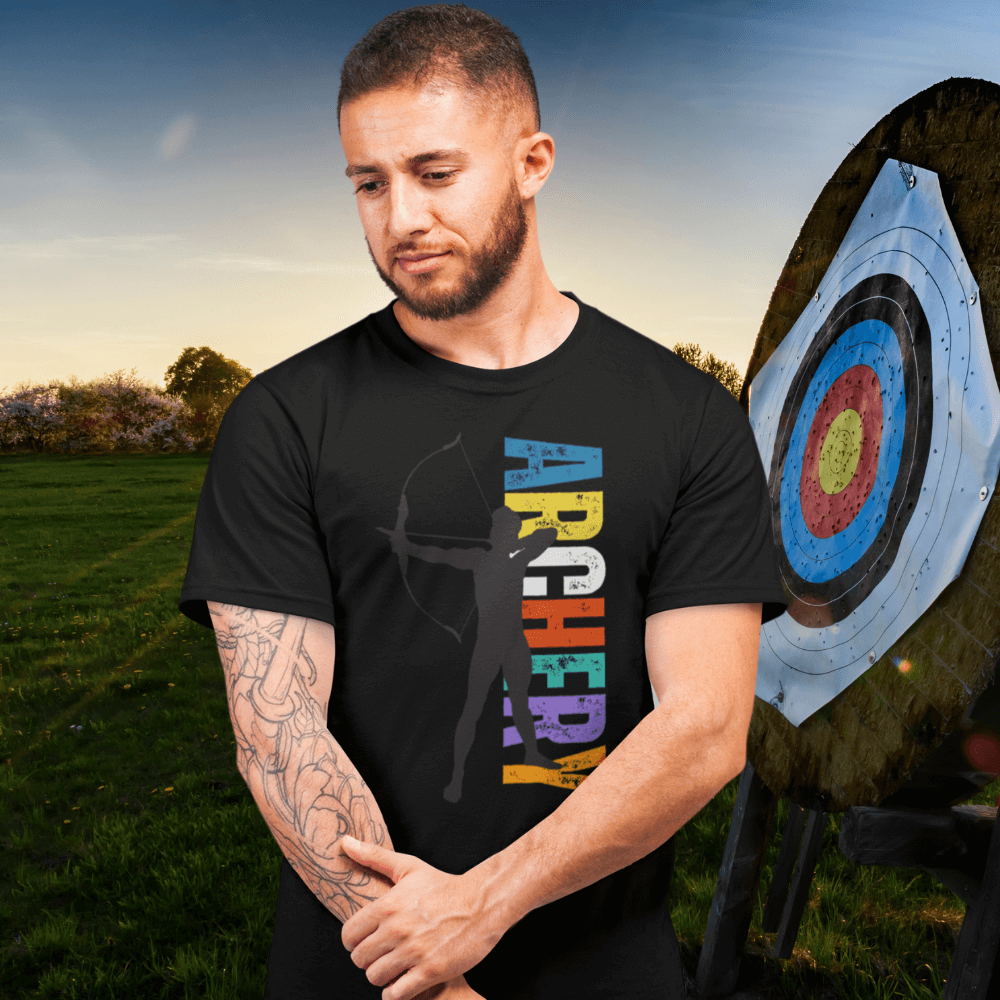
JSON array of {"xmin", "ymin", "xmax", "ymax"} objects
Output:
[{"xmin": 799, "ymin": 364, "xmax": 883, "ymax": 539}]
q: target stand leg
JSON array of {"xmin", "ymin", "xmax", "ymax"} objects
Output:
[
  {"xmin": 696, "ymin": 762, "xmax": 777, "ymax": 998},
  {"xmin": 944, "ymin": 803, "xmax": 1000, "ymax": 1000},
  {"xmin": 770, "ymin": 809, "xmax": 827, "ymax": 960},
  {"xmin": 761, "ymin": 804, "xmax": 807, "ymax": 933}
]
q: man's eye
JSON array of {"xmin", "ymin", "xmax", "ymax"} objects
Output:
[
  {"xmin": 424, "ymin": 171, "xmax": 456, "ymax": 181},
  {"xmin": 356, "ymin": 180, "xmax": 384, "ymax": 194}
]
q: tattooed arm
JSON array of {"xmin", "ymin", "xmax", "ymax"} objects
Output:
[{"xmin": 206, "ymin": 601, "xmax": 484, "ymax": 999}]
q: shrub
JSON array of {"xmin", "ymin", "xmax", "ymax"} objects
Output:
[
  {"xmin": 0, "ymin": 382, "xmax": 65, "ymax": 453},
  {"xmin": 0, "ymin": 369, "xmax": 199, "ymax": 454}
]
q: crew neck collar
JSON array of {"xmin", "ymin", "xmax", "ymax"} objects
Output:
[{"xmin": 370, "ymin": 292, "xmax": 596, "ymax": 395}]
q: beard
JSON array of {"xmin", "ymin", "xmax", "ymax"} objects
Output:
[{"xmin": 367, "ymin": 181, "xmax": 528, "ymax": 321}]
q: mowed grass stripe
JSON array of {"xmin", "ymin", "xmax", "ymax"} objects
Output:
[
  {"xmin": 17, "ymin": 564, "xmax": 189, "ymax": 674},
  {"xmin": 4, "ymin": 508, "xmax": 197, "ymax": 622},
  {"xmin": 10, "ymin": 590, "xmax": 189, "ymax": 767}
]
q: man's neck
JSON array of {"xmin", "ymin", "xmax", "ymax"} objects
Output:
[{"xmin": 392, "ymin": 268, "xmax": 580, "ymax": 371}]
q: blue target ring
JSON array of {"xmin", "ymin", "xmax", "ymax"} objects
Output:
[{"xmin": 780, "ymin": 320, "xmax": 905, "ymax": 583}]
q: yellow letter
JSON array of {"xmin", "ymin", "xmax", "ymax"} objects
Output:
[{"xmin": 504, "ymin": 492, "xmax": 604, "ymax": 540}]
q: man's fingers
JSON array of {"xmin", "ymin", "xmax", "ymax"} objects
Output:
[
  {"xmin": 340, "ymin": 836, "xmax": 405, "ymax": 882},
  {"xmin": 340, "ymin": 834, "xmax": 395, "ymax": 868},
  {"xmin": 383, "ymin": 967, "xmax": 436, "ymax": 1000},
  {"xmin": 341, "ymin": 904, "xmax": 381, "ymax": 952},
  {"xmin": 365, "ymin": 949, "xmax": 413, "ymax": 989}
]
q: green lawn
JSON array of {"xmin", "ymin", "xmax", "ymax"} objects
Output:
[{"xmin": 0, "ymin": 452, "xmax": 992, "ymax": 998}]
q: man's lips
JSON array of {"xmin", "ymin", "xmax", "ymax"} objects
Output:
[{"xmin": 396, "ymin": 251, "xmax": 451, "ymax": 274}]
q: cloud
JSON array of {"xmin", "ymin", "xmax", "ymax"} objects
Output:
[
  {"xmin": 0, "ymin": 239, "xmax": 369, "ymax": 277},
  {"xmin": 158, "ymin": 113, "xmax": 198, "ymax": 161},
  {"xmin": 187, "ymin": 255, "xmax": 372, "ymax": 275},
  {"xmin": 0, "ymin": 234, "xmax": 181, "ymax": 260},
  {"xmin": 0, "ymin": 107, "xmax": 98, "ymax": 189},
  {"xmin": 688, "ymin": 316, "xmax": 757, "ymax": 324}
]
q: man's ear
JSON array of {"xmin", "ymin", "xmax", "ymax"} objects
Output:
[{"xmin": 517, "ymin": 131, "xmax": 556, "ymax": 199}]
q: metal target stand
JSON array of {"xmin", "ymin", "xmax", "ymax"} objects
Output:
[{"xmin": 695, "ymin": 762, "xmax": 1000, "ymax": 998}]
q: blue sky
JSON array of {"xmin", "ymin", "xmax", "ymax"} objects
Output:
[{"xmin": 4, "ymin": 0, "xmax": 1000, "ymax": 390}]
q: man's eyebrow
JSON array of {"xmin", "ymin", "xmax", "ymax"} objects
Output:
[{"xmin": 345, "ymin": 149, "xmax": 467, "ymax": 179}]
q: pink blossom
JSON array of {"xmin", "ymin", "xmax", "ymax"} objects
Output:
[{"xmin": 0, "ymin": 368, "xmax": 205, "ymax": 453}]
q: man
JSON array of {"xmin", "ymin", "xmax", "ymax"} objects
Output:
[{"xmin": 178, "ymin": 5, "xmax": 787, "ymax": 1000}]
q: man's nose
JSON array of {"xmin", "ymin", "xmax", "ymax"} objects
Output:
[{"xmin": 387, "ymin": 177, "xmax": 434, "ymax": 238}]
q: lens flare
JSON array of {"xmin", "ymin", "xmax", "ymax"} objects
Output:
[{"xmin": 963, "ymin": 731, "xmax": 1000, "ymax": 774}]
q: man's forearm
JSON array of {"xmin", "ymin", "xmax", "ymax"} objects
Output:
[
  {"xmin": 209, "ymin": 602, "xmax": 395, "ymax": 922},
  {"xmin": 468, "ymin": 701, "xmax": 745, "ymax": 929},
  {"xmin": 238, "ymin": 721, "xmax": 397, "ymax": 922}
]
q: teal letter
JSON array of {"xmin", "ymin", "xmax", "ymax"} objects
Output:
[{"xmin": 504, "ymin": 653, "xmax": 605, "ymax": 691}]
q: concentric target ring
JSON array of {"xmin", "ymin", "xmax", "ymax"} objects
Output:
[{"xmin": 769, "ymin": 273, "xmax": 933, "ymax": 628}]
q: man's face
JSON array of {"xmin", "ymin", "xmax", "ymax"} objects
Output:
[{"xmin": 340, "ymin": 82, "xmax": 529, "ymax": 321}]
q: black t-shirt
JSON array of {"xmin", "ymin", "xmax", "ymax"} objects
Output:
[{"xmin": 179, "ymin": 294, "xmax": 786, "ymax": 1000}]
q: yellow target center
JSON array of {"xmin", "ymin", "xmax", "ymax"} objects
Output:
[{"xmin": 818, "ymin": 408, "xmax": 863, "ymax": 495}]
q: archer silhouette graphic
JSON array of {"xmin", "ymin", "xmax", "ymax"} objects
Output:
[{"xmin": 378, "ymin": 434, "xmax": 563, "ymax": 803}]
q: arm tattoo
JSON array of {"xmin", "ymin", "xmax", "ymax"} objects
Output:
[{"xmin": 209, "ymin": 602, "xmax": 392, "ymax": 922}]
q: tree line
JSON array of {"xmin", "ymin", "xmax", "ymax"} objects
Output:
[
  {"xmin": 0, "ymin": 347, "xmax": 252, "ymax": 454},
  {"xmin": 0, "ymin": 343, "xmax": 742, "ymax": 455}
]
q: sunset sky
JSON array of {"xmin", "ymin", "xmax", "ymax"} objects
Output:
[{"xmin": 4, "ymin": 0, "xmax": 1000, "ymax": 393}]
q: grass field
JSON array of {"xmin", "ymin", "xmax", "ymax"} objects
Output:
[{"xmin": 0, "ymin": 451, "xmax": 993, "ymax": 999}]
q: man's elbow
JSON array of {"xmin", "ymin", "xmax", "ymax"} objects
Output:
[
  {"xmin": 712, "ymin": 686, "xmax": 754, "ymax": 785},
  {"xmin": 703, "ymin": 715, "xmax": 749, "ymax": 791},
  {"xmin": 722, "ymin": 743, "xmax": 748, "ymax": 785}
]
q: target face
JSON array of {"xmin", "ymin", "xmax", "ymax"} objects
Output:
[
  {"xmin": 774, "ymin": 273, "xmax": 933, "ymax": 626},
  {"xmin": 749, "ymin": 160, "xmax": 1000, "ymax": 726}
]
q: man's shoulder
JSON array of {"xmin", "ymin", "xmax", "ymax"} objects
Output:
[
  {"xmin": 253, "ymin": 309, "xmax": 382, "ymax": 398},
  {"xmin": 217, "ymin": 308, "xmax": 392, "ymax": 445},
  {"xmin": 580, "ymin": 299, "xmax": 723, "ymax": 398}
]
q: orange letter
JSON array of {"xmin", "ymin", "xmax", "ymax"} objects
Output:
[{"xmin": 523, "ymin": 599, "xmax": 604, "ymax": 647}]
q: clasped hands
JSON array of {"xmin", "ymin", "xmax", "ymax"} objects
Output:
[{"xmin": 340, "ymin": 836, "xmax": 505, "ymax": 1000}]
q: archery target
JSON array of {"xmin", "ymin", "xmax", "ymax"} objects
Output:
[{"xmin": 749, "ymin": 159, "xmax": 1000, "ymax": 727}]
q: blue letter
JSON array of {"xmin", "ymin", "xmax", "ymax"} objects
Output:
[{"xmin": 505, "ymin": 438, "xmax": 602, "ymax": 490}]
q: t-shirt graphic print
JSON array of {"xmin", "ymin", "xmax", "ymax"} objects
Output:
[
  {"xmin": 376, "ymin": 432, "xmax": 607, "ymax": 803},
  {"xmin": 503, "ymin": 437, "xmax": 608, "ymax": 792}
]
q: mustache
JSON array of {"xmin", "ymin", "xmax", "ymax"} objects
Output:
[{"xmin": 389, "ymin": 241, "xmax": 455, "ymax": 257}]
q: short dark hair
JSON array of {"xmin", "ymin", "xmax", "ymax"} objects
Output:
[{"xmin": 338, "ymin": 4, "xmax": 540, "ymax": 133}]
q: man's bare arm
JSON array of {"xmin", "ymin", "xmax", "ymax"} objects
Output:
[
  {"xmin": 208, "ymin": 601, "xmax": 485, "ymax": 999},
  {"xmin": 208, "ymin": 601, "xmax": 395, "ymax": 920},
  {"xmin": 472, "ymin": 602, "xmax": 761, "ymax": 920}
]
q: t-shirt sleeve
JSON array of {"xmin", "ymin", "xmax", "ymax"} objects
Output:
[
  {"xmin": 646, "ymin": 379, "xmax": 787, "ymax": 625},
  {"xmin": 178, "ymin": 378, "xmax": 337, "ymax": 631}
]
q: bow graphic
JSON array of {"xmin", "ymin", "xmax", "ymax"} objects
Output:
[{"xmin": 377, "ymin": 433, "xmax": 493, "ymax": 642}]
